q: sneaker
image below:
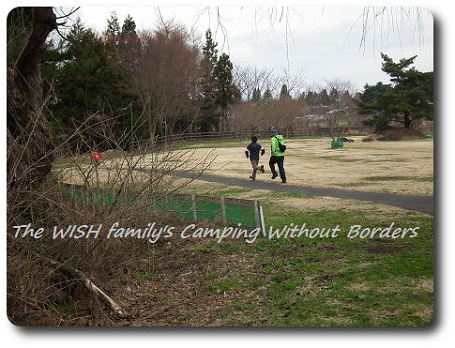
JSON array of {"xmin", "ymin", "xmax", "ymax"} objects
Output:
[
  {"xmin": 271, "ymin": 174, "xmax": 278, "ymax": 180},
  {"xmin": 282, "ymin": 179, "xmax": 286, "ymax": 183},
  {"xmin": 250, "ymin": 176, "xmax": 255, "ymax": 180},
  {"xmin": 260, "ymin": 165, "xmax": 265, "ymax": 173}
]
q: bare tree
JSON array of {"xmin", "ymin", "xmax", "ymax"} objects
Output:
[
  {"xmin": 123, "ymin": 21, "xmax": 202, "ymax": 141},
  {"xmin": 234, "ymin": 65, "xmax": 275, "ymax": 101},
  {"xmin": 7, "ymin": 8, "xmax": 218, "ymax": 325},
  {"xmin": 278, "ymin": 68, "xmax": 307, "ymax": 99},
  {"xmin": 320, "ymin": 78, "xmax": 356, "ymax": 139}
]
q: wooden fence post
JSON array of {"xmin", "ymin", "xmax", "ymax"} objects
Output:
[
  {"xmin": 220, "ymin": 197, "xmax": 227, "ymax": 225},
  {"xmin": 254, "ymin": 201, "xmax": 260, "ymax": 228},
  {"xmin": 259, "ymin": 204, "xmax": 266, "ymax": 237},
  {"xmin": 165, "ymin": 195, "xmax": 170, "ymax": 211},
  {"xmin": 191, "ymin": 195, "xmax": 197, "ymax": 223},
  {"xmin": 71, "ymin": 184, "xmax": 77, "ymax": 208}
]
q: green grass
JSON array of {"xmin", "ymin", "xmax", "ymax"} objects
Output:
[
  {"xmin": 57, "ymin": 155, "xmax": 433, "ymax": 327},
  {"xmin": 204, "ymin": 279, "xmax": 240, "ymax": 294},
  {"xmin": 134, "ymin": 271, "xmax": 152, "ymax": 280},
  {"xmin": 167, "ymin": 188, "xmax": 434, "ymax": 327},
  {"xmin": 265, "ymin": 208, "xmax": 432, "ymax": 326},
  {"xmin": 63, "ymin": 179, "xmax": 434, "ymax": 327}
]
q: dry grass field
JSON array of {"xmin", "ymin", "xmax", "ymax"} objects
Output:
[
  {"xmin": 58, "ymin": 136, "xmax": 433, "ymax": 197},
  {"xmin": 37, "ymin": 137, "xmax": 434, "ymax": 327},
  {"xmin": 177, "ymin": 137, "xmax": 433, "ymax": 196}
]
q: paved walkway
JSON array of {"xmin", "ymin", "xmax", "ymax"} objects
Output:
[{"xmin": 175, "ymin": 171, "xmax": 434, "ymax": 215}]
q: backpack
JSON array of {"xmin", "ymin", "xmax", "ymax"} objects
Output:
[{"xmin": 274, "ymin": 136, "xmax": 286, "ymax": 152}]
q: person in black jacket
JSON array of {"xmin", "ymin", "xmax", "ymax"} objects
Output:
[{"xmin": 245, "ymin": 136, "xmax": 265, "ymax": 180}]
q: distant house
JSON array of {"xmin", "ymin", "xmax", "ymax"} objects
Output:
[{"xmin": 295, "ymin": 114, "xmax": 326, "ymax": 122}]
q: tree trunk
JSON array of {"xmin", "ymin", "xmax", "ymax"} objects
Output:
[
  {"xmin": 7, "ymin": 7, "xmax": 57, "ymax": 217},
  {"xmin": 403, "ymin": 112, "xmax": 412, "ymax": 129}
]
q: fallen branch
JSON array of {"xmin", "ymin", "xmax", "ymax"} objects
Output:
[
  {"xmin": 34, "ymin": 251, "xmax": 132, "ymax": 319},
  {"xmin": 36, "ymin": 251, "xmax": 132, "ymax": 318},
  {"xmin": 5, "ymin": 232, "xmax": 133, "ymax": 320}
]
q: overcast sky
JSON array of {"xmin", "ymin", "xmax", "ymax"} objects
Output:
[{"xmin": 59, "ymin": 5, "xmax": 433, "ymax": 93}]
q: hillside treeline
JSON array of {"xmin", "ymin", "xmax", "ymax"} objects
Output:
[
  {"xmin": 9, "ymin": 9, "xmax": 433, "ymax": 150},
  {"xmin": 11, "ymin": 10, "xmax": 373, "ymax": 150}
]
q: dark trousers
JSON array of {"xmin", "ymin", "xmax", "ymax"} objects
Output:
[{"xmin": 269, "ymin": 156, "xmax": 286, "ymax": 181}]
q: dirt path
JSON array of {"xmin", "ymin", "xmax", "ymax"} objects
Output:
[{"xmin": 173, "ymin": 171, "xmax": 434, "ymax": 215}]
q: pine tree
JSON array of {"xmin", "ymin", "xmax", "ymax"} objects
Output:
[
  {"xmin": 358, "ymin": 82, "xmax": 394, "ymax": 131},
  {"xmin": 118, "ymin": 14, "xmax": 141, "ymax": 78},
  {"xmin": 202, "ymin": 29, "xmax": 218, "ymax": 67},
  {"xmin": 68, "ymin": 17, "xmax": 86, "ymax": 42},
  {"xmin": 252, "ymin": 87, "xmax": 261, "ymax": 102},
  {"xmin": 106, "ymin": 11, "xmax": 120, "ymax": 36},
  {"xmin": 280, "ymin": 84, "xmax": 290, "ymax": 100},
  {"xmin": 319, "ymin": 89, "xmax": 330, "ymax": 106},
  {"xmin": 305, "ymin": 91, "xmax": 317, "ymax": 105},
  {"xmin": 329, "ymin": 87, "xmax": 339, "ymax": 104},
  {"xmin": 47, "ymin": 20, "xmax": 135, "ymax": 147},
  {"xmin": 198, "ymin": 29, "xmax": 219, "ymax": 132},
  {"xmin": 358, "ymin": 53, "xmax": 433, "ymax": 130},
  {"xmin": 198, "ymin": 32, "xmax": 236, "ymax": 132},
  {"xmin": 121, "ymin": 14, "xmax": 136, "ymax": 34},
  {"xmin": 263, "ymin": 88, "xmax": 273, "ymax": 100},
  {"xmin": 213, "ymin": 53, "xmax": 235, "ymax": 131}
]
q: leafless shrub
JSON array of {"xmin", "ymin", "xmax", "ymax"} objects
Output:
[{"xmin": 7, "ymin": 107, "xmax": 216, "ymax": 325}]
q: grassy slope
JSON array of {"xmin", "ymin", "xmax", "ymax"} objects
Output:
[
  {"xmin": 123, "ymin": 186, "xmax": 433, "ymax": 327},
  {"xmin": 49, "ymin": 137, "xmax": 434, "ymax": 327}
]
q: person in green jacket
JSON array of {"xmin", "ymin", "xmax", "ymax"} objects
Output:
[{"xmin": 269, "ymin": 128, "xmax": 287, "ymax": 183}]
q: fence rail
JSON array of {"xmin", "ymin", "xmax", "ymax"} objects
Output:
[
  {"xmin": 156, "ymin": 127, "xmax": 366, "ymax": 143},
  {"xmin": 129, "ymin": 127, "xmax": 369, "ymax": 150},
  {"xmin": 155, "ymin": 131, "xmax": 236, "ymax": 143},
  {"xmin": 132, "ymin": 131, "xmax": 236, "ymax": 149}
]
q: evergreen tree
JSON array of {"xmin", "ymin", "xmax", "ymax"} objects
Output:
[
  {"xmin": 118, "ymin": 14, "xmax": 141, "ymax": 78},
  {"xmin": 358, "ymin": 82, "xmax": 394, "ymax": 131},
  {"xmin": 199, "ymin": 30, "xmax": 237, "ymax": 131},
  {"xmin": 67, "ymin": 17, "xmax": 85, "ymax": 42},
  {"xmin": 252, "ymin": 87, "xmax": 261, "ymax": 102},
  {"xmin": 280, "ymin": 84, "xmax": 290, "ymax": 100},
  {"xmin": 106, "ymin": 11, "xmax": 120, "ymax": 36},
  {"xmin": 47, "ymin": 20, "xmax": 135, "ymax": 147},
  {"xmin": 305, "ymin": 91, "xmax": 317, "ymax": 105},
  {"xmin": 329, "ymin": 87, "xmax": 339, "ymax": 104},
  {"xmin": 319, "ymin": 89, "xmax": 330, "ymax": 106},
  {"xmin": 263, "ymin": 88, "xmax": 273, "ymax": 100},
  {"xmin": 202, "ymin": 29, "xmax": 218, "ymax": 67},
  {"xmin": 213, "ymin": 53, "xmax": 235, "ymax": 131},
  {"xmin": 198, "ymin": 29, "xmax": 220, "ymax": 132},
  {"xmin": 121, "ymin": 14, "xmax": 136, "ymax": 34},
  {"xmin": 358, "ymin": 53, "xmax": 433, "ymax": 130}
]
